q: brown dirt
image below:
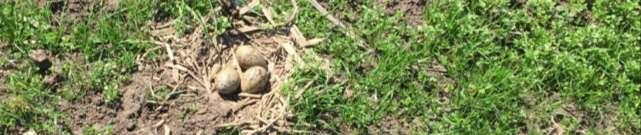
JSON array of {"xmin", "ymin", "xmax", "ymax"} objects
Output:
[
  {"xmin": 315, "ymin": 0, "xmax": 366, "ymax": 23},
  {"xmin": 368, "ymin": 116, "xmax": 421, "ymax": 134},
  {"xmin": 39, "ymin": 0, "xmax": 119, "ymax": 25},
  {"xmin": 54, "ymin": 2, "xmax": 308, "ymax": 133},
  {"xmin": 58, "ymin": 90, "xmax": 118, "ymax": 134},
  {"xmin": 109, "ymin": 70, "xmax": 238, "ymax": 134},
  {"xmin": 364, "ymin": 60, "xmax": 452, "ymax": 134},
  {"xmin": 378, "ymin": 0, "xmax": 429, "ymax": 26},
  {"xmin": 57, "ymin": 65, "xmax": 234, "ymax": 134}
]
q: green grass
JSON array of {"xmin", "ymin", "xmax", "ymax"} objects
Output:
[
  {"xmin": 1, "ymin": 0, "xmax": 640, "ymax": 134},
  {"xmin": 283, "ymin": 0, "xmax": 641, "ymax": 134},
  {"xmin": 0, "ymin": 0, "xmax": 229, "ymax": 133},
  {"xmin": 0, "ymin": 0, "xmax": 158, "ymax": 133}
]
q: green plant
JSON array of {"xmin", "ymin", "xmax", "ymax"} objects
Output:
[
  {"xmin": 102, "ymin": 81, "xmax": 120, "ymax": 105},
  {"xmin": 285, "ymin": 0, "xmax": 641, "ymax": 134},
  {"xmin": 1, "ymin": 0, "xmax": 639, "ymax": 134},
  {"xmin": 0, "ymin": 0, "xmax": 165, "ymax": 133},
  {"xmin": 0, "ymin": 67, "xmax": 62, "ymax": 133}
]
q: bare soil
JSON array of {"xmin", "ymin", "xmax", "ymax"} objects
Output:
[
  {"xmin": 379, "ymin": 0, "xmax": 428, "ymax": 26},
  {"xmin": 370, "ymin": 116, "xmax": 420, "ymax": 134},
  {"xmin": 110, "ymin": 71, "xmax": 236, "ymax": 134},
  {"xmin": 0, "ymin": 42, "xmax": 7, "ymax": 93},
  {"xmin": 40, "ymin": 0, "xmax": 118, "ymax": 25}
]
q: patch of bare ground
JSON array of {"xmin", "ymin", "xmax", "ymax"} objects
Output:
[
  {"xmin": 41, "ymin": 0, "xmax": 322, "ymax": 134},
  {"xmin": 367, "ymin": 116, "xmax": 422, "ymax": 134},
  {"xmin": 90, "ymin": 2, "xmax": 318, "ymax": 134},
  {"xmin": 37, "ymin": 0, "xmax": 119, "ymax": 25},
  {"xmin": 377, "ymin": 0, "xmax": 428, "ymax": 26},
  {"xmin": 50, "ymin": 0, "xmax": 93, "ymax": 22},
  {"xmin": 58, "ymin": 90, "xmax": 118, "ymax": 134}
]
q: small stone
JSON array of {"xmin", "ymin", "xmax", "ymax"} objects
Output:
[
  {"xmin": 45, "ymin": 74, "xmax": 65, "ymax": 88},
  {"xmin": 30, "ymin": 49, "xmax": 48, "ymax": 63},
  {"xmin": 30, "ymin": 49, "xmax": 52, "ymax": 73},
  {"xmin": 241, "ymin": 66, "xmax": 270, "ymax": 94},
  {"xmin": 22, "ymin": 129, "xmax": 36, "ymax": 135},
  {"xmin": 216, "ymin": 66, "xmax": 241, "ymax": 97},
  {"xmin": 235, "ymin": 46, "xmax": 268, "ymax": 71}
]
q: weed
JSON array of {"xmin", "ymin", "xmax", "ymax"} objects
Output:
[
  {"xmin": 285, "ymin": 0, "xmax": 641, "ymax": 134},
  {"xmin": 1, "ymin": 0, "xmax": 639, "ymax": 134},
  {"xmin": 0, "ymin": 0, "xmax": 160, "ymax": 133},
  {"xmin": 145, "ymin": 85, "xmax": 173, "ymax": 107}
]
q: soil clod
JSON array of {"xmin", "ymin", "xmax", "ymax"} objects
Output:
[
  {"xmin": 30, "ymin": 49, "xmax": 52, "ymax": 74},
  {"xmin": 44, "ymin": 73, "xmax": 65, "ymax": 89}
]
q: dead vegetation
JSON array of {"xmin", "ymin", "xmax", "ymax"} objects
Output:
[
  {"xmin": 112, "ymin": 0, "xmax": 326, "ymax": 134},
  {"xmin": 23, "ymin": 0, "xmax": 335, "ymax": 134}
]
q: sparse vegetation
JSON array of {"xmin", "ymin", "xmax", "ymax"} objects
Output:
[
  {"xmin": 1, "ymin": 0, "xmax": 155, "ymax": 133},
  {"xmin": 1, "ymin": 0, "xmax": 640, "ymax": 134},
  {"xmin": 283, "ymin": 0, "xmax": 640, "ymax": 134}
]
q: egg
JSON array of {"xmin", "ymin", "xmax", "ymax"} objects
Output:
[
  {"xmin": 215, "ymin": 66, "xmax": 241, "ymax": 96},
  {"xmin": 235, "ymin": 46, "xmax": 268, "ymax": 71},
  {"xmin": 240, "ymin": 66, "xmax": 270, "ymax": 94}
]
